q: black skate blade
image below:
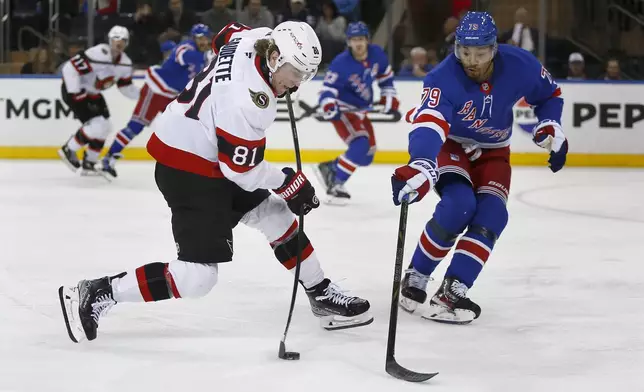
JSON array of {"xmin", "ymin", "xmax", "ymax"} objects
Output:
[
  {"xmin": 58, "ymin": 286, "xmax": 79, "ymax": 343},
  {"xmin": 322, "ymin": 315, "xmax": 374, "ymax": 331},
  {"xmin": 57, "ymin": 149, "xmax": 80, "ymax": 173},
  {"xmin": 386, "ymin": 359, "xmax": 438, "ymax": 383}
]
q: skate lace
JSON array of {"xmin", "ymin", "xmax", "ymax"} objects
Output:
[
  {"xmin": 91, "ymin": 294, "xmax": 115, "ymax": 324},
  {"xmin": 322, "ymin": 282, "xmax": 356, "ymax": 307},
  {"xmin": 450, "ymin": 280, "xmax": 469, "ymax": 299},
  {"xmin": 405, "ymin": 268, "xmax": 431, "ymax": 289}
]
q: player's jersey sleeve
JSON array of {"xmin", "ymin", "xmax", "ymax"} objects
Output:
[
  {"xmin": 318, "ymin": 59, "xmax": 345, "ymax": 105},
  {"xmin": 373, "ymin": 46, "xmax": 395, "ymax": 96},
  {"xmin": 116, "ymin": 55, "xmax": 138, "ymax": 99},
  {"xmin": 523, "ymin": 57, "xmax": 563, "ymax": 124},
  {"xmin": 62, "ymin": 50, "xmax": 93, "ymax": 94},
  {"xmin": 407, "ymin": 74, "xmax": 454, "ymax": 162},
  {"xmin": 214, "ymin": 87, "xmax": 285, "ymax": 192}
]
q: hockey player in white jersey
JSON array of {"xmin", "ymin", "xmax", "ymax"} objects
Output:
[
  {"xmin": 58, "ymin": 21, "xmax": 373, "ymax": 345},
  {"xmin": 57, "ymin": 25, "xmax": 139, "ymax": 175}
]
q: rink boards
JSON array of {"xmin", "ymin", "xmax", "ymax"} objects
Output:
[{"xmin": 0, "ymin": 76, "xmax": 643, "ymax": 166}]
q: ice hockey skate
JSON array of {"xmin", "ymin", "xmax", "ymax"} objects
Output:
[
  {"xmin": 306, "ymin": 278, "xmax": 373, "ymax": 330},
  {"xmin": 399, "ymin": 266, "xmax": 431, "ymax": 313},
  {"xmin": 422, "ymin": 277, "xmax": 481, "ymax": 324},
  {"xmin": 80, "ymin": 151, "xmax": 102, "ymax": 177},
  {"xmin": 58, "ymin": 276, "xmax": 116, "ymax": 343},
  {"xmin": 99, "ymin": 153, "xmax": 121, "ymax": 181},
  {"xmin": 313, "ymin": 160, "xmax": 351, "ymax": 205},
  {"xmin": 57, "ymin": 144, "xmax": 80, "ymax": 172}
]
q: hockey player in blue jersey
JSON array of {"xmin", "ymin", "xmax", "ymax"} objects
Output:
[
  {"xmin": 314, "ymin": 21, "xmax": 399, "ymax": 202},
  {"xmin": 100, "ymin": 24, "xmax": 212, "ymax": 179},
  {"xmin": 391, "ymin": 12, "xmax": 568, "ymax": 324}
]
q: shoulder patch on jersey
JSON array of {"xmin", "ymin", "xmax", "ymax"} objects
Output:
[{"xmin": 249, "ymin": 89, "xmax": 269, "ymax": 109}]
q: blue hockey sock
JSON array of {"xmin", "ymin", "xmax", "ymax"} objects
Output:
[
  {"xmin": 334, "ymin": 137, "xmax": 371, "ymax": 183},
  {"xmin": 446, "ymin": 194, "xmax": 509, "ymax": 287},
  {"xmin": 107, "ymin": 120, "xmax": 145, "ymax": 157},
  {"xmin": 411, "ymin": 181, "xmax": 476, "ymax": 276}
]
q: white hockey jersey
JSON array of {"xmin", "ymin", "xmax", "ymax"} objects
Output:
[
  {"xmin": 147, "ymin": 25, "xmax": 288, "ymax": 192},
  {"xmin": 62, "ymin": 44, "xmax": 138, "ymax": 99}
]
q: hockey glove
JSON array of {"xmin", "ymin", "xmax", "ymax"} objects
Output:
[
  {"xmin": 391, "ymin": 159, "xmax": 438, "ymax": 206},
  {"xmin": 274, "ymin": 168, "xmax": 320, "ymax": 215},
  {"xmin": 379, "ymin": 95, "xmax": 400, "ymax": 114},
  {"xmin": 532, "ymin": 120, "xmax": 568, "ymax": 173},
  {"xmin": 320, "ymin": 99, "xmax": 341, "ymax": 121}
]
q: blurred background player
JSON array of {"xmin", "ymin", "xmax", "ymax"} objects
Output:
[
  {"xmin": 58, "ymin": 22, "xmax": 373, "ymax": 345},
  {"xmin": 57, "ymin": 25, "xmax": 139, "ymax": 175},
  {"xmin": 314, "ymin": 21, "xmax": 399, "ymax": 203},
  {"xmin": 391, "ymin": 12, "xmax": 568, "ymax": 324},
  {"xmin": 100, "ymin": 24, "xmax": 212, "ymax": 179}
]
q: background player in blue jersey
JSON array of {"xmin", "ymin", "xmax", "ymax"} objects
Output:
[
  {"xmin": 100, "ymin": 24, "xmax": 212, "ymax": 179},
  {"xmin": 314, "ymin": 21, "xmax": 399, "ymax": 202},
  {"xmin": 391, "ymin": 12, "xmax": 569, "ymax": 324}
]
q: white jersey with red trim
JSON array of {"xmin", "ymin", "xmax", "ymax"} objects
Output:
[
  {"xmin": 147, "ymin": 26, "xmax": 287, "ymax": 192},
  {"xmin": 61, "ymin": 44, "xmax": 137, "ymax": 99}
]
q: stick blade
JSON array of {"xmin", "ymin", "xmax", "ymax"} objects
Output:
[{"xmin": 385, "ymin": 359, "xmax": 438, "ymax": 383}]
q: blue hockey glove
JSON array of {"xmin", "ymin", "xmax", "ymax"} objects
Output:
[
  {"xmin": 391, "ymin": 159, "xmax": 438, "ymax": 206},
  {"xmin": 532, "ymin": 120, "xmax": 568, "ymax": 173}
]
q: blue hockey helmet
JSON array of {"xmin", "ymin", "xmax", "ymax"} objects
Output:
[
  {"xmin": 190, "ymin": 23, "xmax": 212, "ymax": 37},
  {"xmin": 455, "ymin": 12, "xmax": 497, "ymax": 48},
  {"xmin": 346, "ymin": 21, "xmax": 370, "ymax": 39}
]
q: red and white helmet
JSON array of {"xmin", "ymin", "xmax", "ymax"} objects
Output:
[{"xmin": 269, "ymin": 21, "xmax": 321, "ymax": 83}]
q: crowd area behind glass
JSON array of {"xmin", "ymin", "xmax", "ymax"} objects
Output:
[{"xmin": 2, "ymin": 0, "xmax": 642, "ymax": 81}]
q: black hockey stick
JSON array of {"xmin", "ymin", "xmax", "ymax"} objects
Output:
[
  {"xmin": 385, "ymin": 199, "xmax": 439, "ymax": 382},
  {"xmin": 278, "ymin": 90, "xmax": 305, "ymax": 361}
]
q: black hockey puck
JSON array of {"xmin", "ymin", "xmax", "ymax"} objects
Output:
[{"xmin": 278, "ymin": 341, "xmax": 301, "ymax": 360}]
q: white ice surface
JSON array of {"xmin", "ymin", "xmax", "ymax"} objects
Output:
[{"xmin": 0, "ymin": 161, "xmax": 643, "ymax": 392}]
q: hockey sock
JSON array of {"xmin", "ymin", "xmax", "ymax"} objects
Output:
[
  {"xmin": 270, "ymin": 220, "xmax": 324, "ymax": 289},
  {"xmin": 446, "ymin": 194, "xmax": 508, "ymax": 287},
  {"xmin": 111, "ymin": 262, "xmax": 180, "ymax": 302},
  {"xmin": 85, "ymin": 139, "xmax": 105, "ymax": 162},
  {"xmin": 334, "ymin": 137, "xmax": 370, "ymax": 183},
  {"xmin": 411, "ymin": 181, "xmax": 477, "ymax": 275},
  {"xmin": 107, "ymin": 120, "xmax": 145, "ymax": 156},
  {"xmin": 66, "ymin": 128, "xmax": 91, "ymax": 151}
]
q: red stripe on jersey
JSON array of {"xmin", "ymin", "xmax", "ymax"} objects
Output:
[
  {"xmin": 455, "ymin": 238, "xmax": 490, "ymax": 264},
  {"xmin": 164, "ymin": 264, "xmax": 182, "ymax": 299},
  {"xmin": 283, "ymin": 243, "xmax": 314, "ymax": 270},
  {"xmin": 135, "ymin": 266, "xmax": 154, "ymax": 302},
  {"xmin": 419, "ymin": 231, "xmax": 451, "ymax": 260},
  {"xmin": 254, "ymin": 56, "xmax": 278, "ymax": 96},
  {"xmin": 146, "ymin": 68, "xmax": 176, "ymax": 96},
  {"xmin": 552, "ymin": 87, "xmax": 562, "ymax": 98},
  {"xmin": 216, "ymin": 127, "xmax": 266, "ymax": 174},
  {"xmin": 212, "ymin": 22, "xmax": 251, "ymax": 55},
  {"xmin": 405, "ymin": 108, "xmax": 416, "ymax": 123},
  {"xmin": 270, "ymin": 220, "xmax": 298, "ymax": 247},
  {"xmin": 414, "ymin": 113, "xmax": 450, "ymax": 136},
  {"xmin": 147, "ymin": 133, "xmax": 224, "ymax": 178}
]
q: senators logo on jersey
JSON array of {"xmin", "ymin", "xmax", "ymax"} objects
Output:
[{"xmin": 249, "ymin": 89, "xmax": 269, "ymax": 109}]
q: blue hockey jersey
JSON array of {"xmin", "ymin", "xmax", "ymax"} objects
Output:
[
  {"xmin": 319, "ymin": 44, "xmax": 396, "ymax": 110},
  {"xmin": 145, "ymin": 39, "xmax": 207, "ymax": 98},
  {"xmin": 408, "ymin": 44, "xmax": 563, "ymax": 162}
]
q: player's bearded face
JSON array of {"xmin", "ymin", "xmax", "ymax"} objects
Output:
[
  {"xmin": 195, "ymin": 36, "xmax": 210, "ymax": 52},
  {"xmin": 457, "ymin": 45, "xmax": 494, "ymax": 79}
]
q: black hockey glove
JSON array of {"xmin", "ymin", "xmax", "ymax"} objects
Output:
[{"xmin": 273, "ymin": 168, "xmax": 320, "ymax": 215}]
